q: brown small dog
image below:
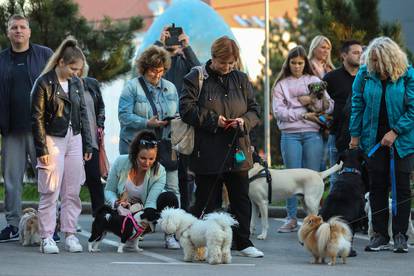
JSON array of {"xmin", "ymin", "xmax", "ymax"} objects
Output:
[
  {"xmin": 298, "ymin": 215, "xmax": 352, "ymax": 265},
  {"xmin": 18, "ymin": 208, "xmax": 41, "ymax": 246}
]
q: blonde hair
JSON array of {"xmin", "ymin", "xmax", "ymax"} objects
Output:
[
  {"xmin": 136, "ymin": 45, "xmax": 171, "ymax": 75},
  {"xmin": 308, "ymin": 35, "xmax": 335, "ymax": 71},
  {"xmin": 365, "ymin": 36, "xmax": 408, "ymax": 81},
  {"xmin": 41, "ymin": 36, "xmax": 85, "ymax": 75}
]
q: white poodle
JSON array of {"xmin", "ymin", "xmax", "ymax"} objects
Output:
[{"xmin": 159, "ymin": 208, "xmax": 238, "ymax": 265}]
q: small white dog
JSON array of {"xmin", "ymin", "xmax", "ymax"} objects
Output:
[
  {"xmin": 18, "ymin": 208, "xmax": 41, "ymax": 246},
  {"xmin": 249, "ymin": 162, "xmax": 343, "ymax": 240},
  {"xmin": 364, "ymin": 193, "xmax": 414, "ymax": 244},
  {"xmin": 159, "ymin": 208, "xmax": 238, "ymax": 265}
]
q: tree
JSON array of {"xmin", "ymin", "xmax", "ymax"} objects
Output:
[{"xmin": 0, "ymin": 0, "xmax": 143, "ymax": 82}]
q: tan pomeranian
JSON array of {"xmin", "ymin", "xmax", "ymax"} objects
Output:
[
  {"xmin": 18, "ymin": 208, "xmax": 41, "ymax": 246},
  {"xmin": 298, "ymin": 215, "xmax": 352, "ymax": 266}
]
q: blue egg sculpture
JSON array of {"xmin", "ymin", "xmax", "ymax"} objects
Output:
[{"xmin": 137, "ymin": 0, "xmax": 236, "ymax": 63}]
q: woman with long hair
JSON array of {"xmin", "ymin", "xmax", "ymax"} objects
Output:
[
  {"xmin": 350, "ymin": 37, "xmax": 414, "ymax": 253},
  {"xmin": 308, "ymin": 35, "xmax": 335, "ymax": 78},
  {"xmin": 31, "ymin": 37, "xmax": 92, "ymax": 254},
  {"xmin": 272, "ymin": 46, "xmax": 333, "ymax": 233}
]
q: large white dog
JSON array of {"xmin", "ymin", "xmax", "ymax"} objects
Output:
[
  {"xmin": 249, "ymin": 162, "xmax": 343, "ymax": 240},
  {"xmin": 159, "ymin": 208, "xmax": 238, "ymax": 265}
]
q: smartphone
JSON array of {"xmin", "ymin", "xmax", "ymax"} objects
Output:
[
  {"xmin": 163, "ymin": 116, "xmax": 177, "ymax": 122},
  {"xmin": 165, "ymin": 23, "xmax": 183, "ymax": 46}
]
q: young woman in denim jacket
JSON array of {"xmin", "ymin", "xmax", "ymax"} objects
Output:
[
  {"xmin": 349, "ymin": 37, "xmax": 414, "ymax": 253},
  {"xmin": 272, "ymin": 46, "xmax": 333, "ymax": 233}
]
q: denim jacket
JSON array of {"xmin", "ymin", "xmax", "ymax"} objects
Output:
[
  {"xmin": 104, "ymin": 155, "xmax": 166, "ymax": 209},
  {"xmin": 118, "ymin": 77, "xmax": 178, "ymax": 144},
  {"xmin": 349, "ymin": 65, "xmax": 414, "ymax": 158}
]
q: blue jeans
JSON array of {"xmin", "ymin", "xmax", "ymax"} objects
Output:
[
  {"xmin": 327, "ymin": 134, "xmax": 338, "ymax": 191},
  {"xmin": 280, "ymin": 132, "xmax": 323, "ymax": 220}
]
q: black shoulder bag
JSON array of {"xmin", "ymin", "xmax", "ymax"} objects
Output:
[{"xmin": 138, "ymin": 77, "xmax": 178, "ymax": 171}]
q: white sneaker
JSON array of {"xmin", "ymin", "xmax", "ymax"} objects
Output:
[
  {"xmin": 40, "ymin": 237, "xmax": 59, "ymax": 254},
  {"xmin": 165, "ymin": 234, "xmax": 180, "ymax": 249},
  {"xmin": 239, "ymin": 246, "xmax": 264, "ymax": 258},
  {"xmin": 65, "ymin": 235, "xmax": 83, "ymax": 253}
]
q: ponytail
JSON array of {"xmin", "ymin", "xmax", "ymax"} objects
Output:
[{"xmin": 41, "ymin": 36, "xmax": 85, "ymax": 75}]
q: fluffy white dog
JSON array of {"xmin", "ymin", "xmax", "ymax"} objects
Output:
[
  {"xmin": 364, "ymin": 193, "xmax": 414, "ymax": 244},
  {"xmin": 159, "ymin": 208, "xmax": 238, "ymax": 265},
  {"xmin": 249, "ymin": 162, "xmax": 343, "ymax": 240}
]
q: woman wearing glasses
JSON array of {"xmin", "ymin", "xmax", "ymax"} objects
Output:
[{"xmin": 104, "ymin": 130, "xmax": 179, "ymax": 248}]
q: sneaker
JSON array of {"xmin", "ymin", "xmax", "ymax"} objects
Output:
[
  {"xmin": 53, "ymin": 231, "xmax": 60, "ymax": 243},
  {"xmin": 40, "ymin": 237, "xmax": 59, "ymax": 254},
  {"xmin": 365, "ymin": 234, "xmax": 390, "ymax": 251},
  {"xmin": 0, "ymin": 225, "xmax": 19, "ymax": 242},
  {"xmin": 239, "ymin": 246, "xmax": 264, "ymax": 258},
  {"xmin": 393, "ymin": 233, "xmax": 408, "ymax": 253},
  {"xmin": 165, "ymin": 234, "xmax": 180, "ymax": 249},
  {"xmin": 65, "ymin": 235, "xmax": 83, "ymax": 253},
  {"xmin": 277, "ymin": 219, "xmax": 298, "ymax": 233}
]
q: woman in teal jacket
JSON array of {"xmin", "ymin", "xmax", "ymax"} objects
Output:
[
  {"xmin": 104, "ymin": 130, "xmax": 180, "ymax": 249},
  {"xmin": 349, "ymin": 37, "xmax": 414, "ymax": 253}
]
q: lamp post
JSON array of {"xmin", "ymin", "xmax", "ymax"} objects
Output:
[{"xmin": 264, "ymin": 0, "xmax": 271, "ymax": 166}]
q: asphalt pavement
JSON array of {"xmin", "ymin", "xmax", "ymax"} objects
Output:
[{"xmin": 1, "ymin": 214, "xmax": 413, "ymax": 276}]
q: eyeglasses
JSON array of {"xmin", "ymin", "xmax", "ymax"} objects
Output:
[{"xmin": 140, "ymin": 139, "xmax": 158, "ymax": 148}]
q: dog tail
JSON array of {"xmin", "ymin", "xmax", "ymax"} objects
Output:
[
  {"xmin": 318, "ymin": 161, "xmax": 343, "ymax": 179},
  {"xmin": 316, "ymin": 221, "xmax": 331, "ymax": 254},
  {"xmin": 204, "ymin": 212, "xmax": 238, "ymax": 230},
  {"xmin": 328, "ymin": 216, "xmax": 352, "ymax": 241}
]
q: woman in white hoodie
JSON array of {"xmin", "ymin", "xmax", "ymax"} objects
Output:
[{"xmin": 272, "ymin": 46, "xmax": 334, "ymax": 233}]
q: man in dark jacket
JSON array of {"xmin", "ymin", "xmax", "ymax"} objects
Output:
[
  {"xmin": 0, "ymin": 15, "xmax": 53, "ymax": 242},
  {"xmin": 323, "ymin": 40, "xmax": 362, "ymax": 190},
  {"xmin": 155, "ymin": 26, "xmax": 200, "ymax": 211}
]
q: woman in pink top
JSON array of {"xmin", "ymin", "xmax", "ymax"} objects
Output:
[{"xmin": 272, "ymin": 46, "xmax": 334, "ymax": 233}]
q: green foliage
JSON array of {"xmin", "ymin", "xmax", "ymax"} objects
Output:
[{"xmin": 0, "ymin": 0, "xmax": 143, "ymax": 82}]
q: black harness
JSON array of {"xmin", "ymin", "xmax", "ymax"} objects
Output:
[{"xmin": 249, "ymin": 159, "xmax": 273, "ymax": 203}]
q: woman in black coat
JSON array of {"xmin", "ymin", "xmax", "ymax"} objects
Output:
[{"xmin": 180, "ymin": 36, "xmax": 263, "ymax": 258}]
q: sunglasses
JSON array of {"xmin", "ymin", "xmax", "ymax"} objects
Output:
[{"xmin": 140, "ymin": 139, "xmax": 158, "ymax": 148}]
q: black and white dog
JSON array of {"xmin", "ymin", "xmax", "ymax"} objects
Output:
[
  {"xmin": 319, "ymin": 148, "xmax": 369, "ymax": 256},
  {"xmin": 88, "ymin": 205, "xmax": 160, "ymax": 253}
]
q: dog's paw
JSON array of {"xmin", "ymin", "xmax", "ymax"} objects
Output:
[{"xmin": 257, "ymin": 233, "xmax": 267, "ymax": 240}]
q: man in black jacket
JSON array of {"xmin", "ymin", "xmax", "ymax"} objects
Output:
[
  {"xmin": 323, "ymin": 40, "xmax": 362, "ymax": 190},
  {"xmin": 0, "ymin": 15, "xmax": 53, "ymax": 242},
  {"xmin": 155, "ymin": 26, "xmax": 200, "ymax": 211}
]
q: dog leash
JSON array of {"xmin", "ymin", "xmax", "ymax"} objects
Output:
[
  {"xmin": 367, "ymin": 143, "xmax": 397, "ymax": 216},
  {"xmin": 199, "ymin": 127, "xmax": 240, "ymax": 219}
]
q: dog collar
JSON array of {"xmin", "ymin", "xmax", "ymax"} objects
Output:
[
  {"xmin": 121, "ymin": 213, "xmax": 145, "ymax": 241},
  {"xmin": 338, "ymin": 167, "xmax": 361, "ymax": 175}
]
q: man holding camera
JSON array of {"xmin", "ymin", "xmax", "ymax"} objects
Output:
[{"xmin": 155, "ymin": 25, "xmax": 200, "ymax": 211}]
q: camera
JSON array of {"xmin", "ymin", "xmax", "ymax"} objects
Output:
[{"xmin": 165, "ymin": 23, "xmax": 183, "ymax": 46}]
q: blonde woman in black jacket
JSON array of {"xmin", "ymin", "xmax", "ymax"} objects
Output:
[
  {"xmin": 31, "ymin": 37, "xmax": 92, "ymax": 254},
  {"xmin": 180, "ymin": 36, "xmax": 263, "ymax": 258}
]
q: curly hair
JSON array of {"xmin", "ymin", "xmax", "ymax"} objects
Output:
[
  {"xmin": 136, "ymin": 45, "xmax": 171, "ymax": 75},
  {"xmin": 129, "ymin": 130, "xmax": 160, "ymax": 175},
  {"xmin": 365, "ymin": 36, "xmax": 408, "ymax": 82}
]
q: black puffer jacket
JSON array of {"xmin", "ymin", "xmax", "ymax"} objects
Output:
[
  {"xmin": 31, "ymin": 70, "xmax": 93, "ymax": 157},
  {"xmin": 82, "ymin": 77, "xmax": 105, "ymax": 128},
  {"xmin": 180, "ymin": 61, "xmax": 260, "ymax": 174}
]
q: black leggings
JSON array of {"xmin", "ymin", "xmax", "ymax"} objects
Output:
[
  {"xmin": 191, "ymin": 171, "xmax": 254, "ymax": 251},
  {"xmin": 85, "ymin": 148, "xmax": 104, "ymax": 216},
  {"xmin": 368, "ymin": 146, "xmax": 413, "ymax": 238}
]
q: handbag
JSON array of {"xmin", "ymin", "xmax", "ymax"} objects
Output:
[
  {"xmin": 171, "ymin": 65, "xmax": 204, "ymax": 155},
  {"xmin": 139, "ymin": 77, "xmax": 178, "ymax": 171},
  {"xmin": 97, "ymin": 128, "xmax": 110, "ymax": 179}
]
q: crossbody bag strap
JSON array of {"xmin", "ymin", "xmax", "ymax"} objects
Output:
[{"xmin": 138, "ymin": 76, "xmax": 161, "ymax": 138}]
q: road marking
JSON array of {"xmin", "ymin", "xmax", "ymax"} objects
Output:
[
  {"xmin": 112, "ymin": 262, "xmax": 255, "ymax": 266},
  {"xmin": 273, "ymin": 218, "xmax": 414, "ymax": 248},
  {"xmin": 78, "ymin": 230, "xmax": 178, "ymax": 263},
  {"xmin": 78, "ymin": 230, "xmax": 256, "ymax": 265}
]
